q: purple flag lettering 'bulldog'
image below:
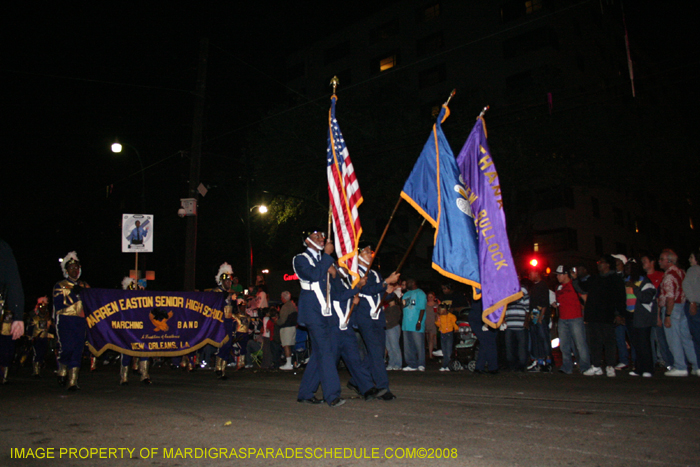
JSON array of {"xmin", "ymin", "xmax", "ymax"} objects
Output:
[
  {"xmin": 82, "ymin": 289, "xmax": 228, "ymax": 357},
  {"xmin": 456, "ymin": 117, "xmax": 522, "ymax": 328}
]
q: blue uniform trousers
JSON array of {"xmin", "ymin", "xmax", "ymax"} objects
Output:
[
  {"xmin": 353, "ymin": 315, "xmax": 389, "ymax": 390},
  {"xmin": 469, "ymin": 308, "xmax": 498, "ymax": 371},
  {"xmin": 298, "ymin": 319, "xmax": 341, "ymax": 404},
  {"xmin": 0, "ymin": 335, "xmax": 14, "ymax": 367},
  {"xmin": 216, "ymin": 318, "xmax": 235, "ymax": 363},
  {"xmin": 32, "ymin": 338, "xmax": 49, "ymax": 365},
  {"xmin": 56, "ymin": 315, "xmax": 87, "ymax": 369},
  {"xmin": 333, "ymin": 324, "xmax": 374, "ymax": 395}
]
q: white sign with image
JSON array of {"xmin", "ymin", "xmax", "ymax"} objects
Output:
[{"xmin": 122, "ymin": 214, "xmax": 154, "ymax": 253}]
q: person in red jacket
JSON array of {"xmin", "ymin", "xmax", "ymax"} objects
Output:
[{"xmin": 555, "ymin": 265, "xmax": 592, "ymax": 375}]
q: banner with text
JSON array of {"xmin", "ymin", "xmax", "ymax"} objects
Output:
[{"xmin": 82, "ymin": 289, "xmax": 228, "ymax": 357}]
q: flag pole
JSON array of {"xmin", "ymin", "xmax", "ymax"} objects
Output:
[
  {"xmin": 478, "ymin": 105, "xmax": 489, "ymax": 119},
  {"xmin": 345, "ymin": 216, "xmax": 426, "ymax": 325},
  {"xmin": 326, "ymin": 76, "xmax": 340, "ymax": 313}
]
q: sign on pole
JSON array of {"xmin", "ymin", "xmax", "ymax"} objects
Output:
[{"xmin": 122, "ymin": 214, "xmax": 154, "ymax": 253}]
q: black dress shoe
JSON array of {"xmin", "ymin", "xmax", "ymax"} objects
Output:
[
  {"xmin": 363, "ymin": 387, "xmax": 388, "ymax": 401},
  {"xmin": 142, "ymin": 378, "xmax": 152, "ymax": 385},
  {"xmin": 297, "ymin": 397, "xmax": 323, "ymax": 405},
  {"xmin": 217, "ymin": 375, "xmax": 228, "ymax": 381},
  {"xmin": 379, "ymin": 391, "xmax": 396, "ymax": 401},
  {"xmin": 329, "ymin": 397, "xmax": 346, "ymax": 407},
  {"xmin": 346, "ymin": 381, "xmax": 361, "ymax": 396}
]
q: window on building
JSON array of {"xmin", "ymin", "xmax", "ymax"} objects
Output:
[
  {"xmin": 502, "ymin": 27, "xmax": 559, "ymax": 59},
  {"xmin": 501, "ymin": 0, "xmax": 544, "ymax": 23},
  {"xmin": 323, "ymin": 41, "xmax": 351, "ymax": 66},
  {"xmin": 595, "ymin": 236, "xmax": 603, "ymax": 256},
  {"xmin": 418, "ymin": 63, "xmax": 446, "ymax": 89},
  {"xmin": 532, "ymin": 228, "xmax": 578, "ymax": 253},
  {"xmin": 370, "ymin": 19, "xmax": 400, "ymax": 44},
  {"xmin": 591, "ymin": 197, "xmax": 600, "ymax": 218},
  {"xmin": 373, "ymin": 51, "xmax": 399, "ymax": 73},
  {"xmin": 525, "ymin": 0, "xmax": 542, "ymax": 14},
  {"xmin": 418, "ymin": 3, "xmax": 441, "ymax": 22},
  {"xmin": 416, "ymin": 32, "xmax": 444, "ymax": 57}
]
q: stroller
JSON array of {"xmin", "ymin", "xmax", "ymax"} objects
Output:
[{"xmin": 454, "ymin": 319, "xmax": 479, "ymax": 372}]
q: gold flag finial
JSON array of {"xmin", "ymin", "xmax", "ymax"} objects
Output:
[{"xmin": 330, "ymin": 76, "xmax": 339, "ymax": 94}]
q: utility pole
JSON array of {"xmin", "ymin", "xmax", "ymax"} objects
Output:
[{"xmin": 184, "ymin": 38, "xmax": 208, "ymax": 291}]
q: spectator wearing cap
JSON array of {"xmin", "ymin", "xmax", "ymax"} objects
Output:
[
  {"xmin": 659, "ymin": 249, "xmax": 698, "ymax": 377},
  {"xmin": 575, "ymin": 255, "xmax": 625, "ymax": 377},
  {"xmin": 555, "ymin": 265, "xmax": 592, "ymax": 375}
]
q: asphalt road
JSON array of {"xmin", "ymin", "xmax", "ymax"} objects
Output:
[{"xmin": 2, "ymin": 361, "xmax": 699, "ymax": 467}]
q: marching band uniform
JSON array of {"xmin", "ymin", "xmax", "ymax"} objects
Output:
[
  {"xmin": 0, "ymin": 309, "xmax": 15, "ymax": 384},
  {"xmin": 350, "ymin": 247, "xmax": 397, "ymax": 401},
  {"xmin": 233, "ymin": 305, "xmax": 250, "ymax": 369},
  {"xmin": 119, "ymin": 277, "xmax": 151, "ymax": 385},
  {"xmin": 0, "ymin": 239, "xmax": 24, "ymax": 384},
  {"xmin": 210, "ymin": 263, "xmax": 236, "ymax": 380},
  {"xmin": 53, "ymin": 251, "xmax": 90, "ymax": 391},
  {"xmin": 295, "ymin": 231, "xmax": 343, "ymax": 407},
  {"xmin": 329, "ymin": 268, "xmax": 385, "ymax": 401},
  {"xmin": 27, "ymin": 297, "xmax": 51, "ymax": 377}
]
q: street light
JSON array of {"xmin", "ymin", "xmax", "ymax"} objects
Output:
[
  {"xmin": 111, "ymin": 139, "xmax": 146, "ymax": 212},
  {"xmin": 247, "ymin": 203, "xmax": 267, "ymax": 288}
]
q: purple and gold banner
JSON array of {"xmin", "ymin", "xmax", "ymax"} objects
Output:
[
  {"xmin": 82, "ymin": 289, "xmax": 228, "ymax": 357},
  {"xmin": 456, "ymin": 117, "xmax": 522, "ymax": 328}
]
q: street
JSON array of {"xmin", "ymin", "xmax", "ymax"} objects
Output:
[{"xmin": 1, "ymin": 361, "xmax": 699, "ymax": 467}]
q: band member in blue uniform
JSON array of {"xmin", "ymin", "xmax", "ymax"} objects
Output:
[
  {"xmin": 294, "ymin": 230, "xmax": 344, "ymax": 407},
  {"xmin": 119, "ymin": 277, "xmax": 152, "ymax": 385},
  {"xmin": 53, "ymin": 251, "xmax": 90, "ymax": 391},
  {"xmin": 350, "ymin": 244, "xmax": 400, "ymax": 401},
  {"xmin": 210, "ymin": 263, "xmax": 237, "ymax": 380},
  {"xmin": 27, "ymin": 297, "xmax": 51, "ymax": 377},
  {"xmin": 329, "ymin": 264, "xmax": 389, "ymax": 401}
]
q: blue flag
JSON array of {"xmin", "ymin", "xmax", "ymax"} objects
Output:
[
  {"xmin": 401, "ymin": 105, "xmax": 481, "ymax": 291},
  {"xmin": 456, "ymin": 117, "xmax": 522, "ymax": 328}
]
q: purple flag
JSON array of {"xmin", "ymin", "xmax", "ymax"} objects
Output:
[
  {"xmin": 82, "ymin": 289, "xmax": 228, "ymax": 357},
  {"xmin": 456, "ymin": 117, "xmax": 522, "ymax": 328}
]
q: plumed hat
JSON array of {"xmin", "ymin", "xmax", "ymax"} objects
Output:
[
  {"xmin": 61, "ymin": 251, "xmax": 81, "ymax": 279},
  {"xmin": 216, "ymin": 262, "xmax": 234, "ymax": 286}
]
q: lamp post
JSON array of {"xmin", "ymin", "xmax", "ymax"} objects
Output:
[
  {"xmin": 247, "ymin": 204, "xmax": 268, "ymax": 288},
  {"xmin": 111, "ymin": 140, "xmax": 146, "ymax": 213}
]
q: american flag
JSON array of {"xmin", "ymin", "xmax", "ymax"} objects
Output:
[{"xmin": 327, "ymin": 95, "xmax": 363, "ymax": 286}]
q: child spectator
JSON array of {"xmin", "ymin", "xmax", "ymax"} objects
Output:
[{"xmin": 435, "ymin": 304, "xmax": 458, "ymax": 371}]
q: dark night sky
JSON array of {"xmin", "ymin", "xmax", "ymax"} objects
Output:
[{"xmin": 2, "ymin": 1, "xmax": 698, "ymax": 300}]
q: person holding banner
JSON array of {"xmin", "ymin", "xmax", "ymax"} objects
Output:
[
  {"xmin": 210, "ymin": 263, "xmax": 236, "ymax": 380},
  {"xmin": 53, "ymin": 251, "xmax": 90, "ymax": 391},
  {"xmin": 294, "ymin": 230, "xmax": 344, "ymax": 407},
  {"xmin": 118, "ymin": 277, "xmax": 151, "ymax": 385}
]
